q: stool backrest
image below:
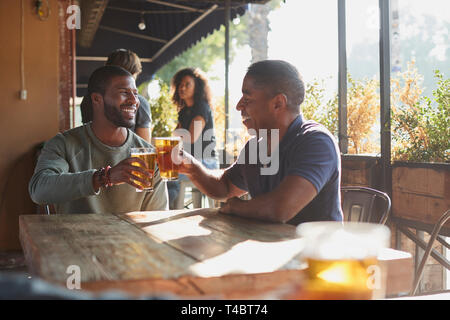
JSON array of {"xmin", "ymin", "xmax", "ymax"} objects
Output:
[{"xmin": 341, "ymin": 186, "xmax": 391, "ymax": 224}]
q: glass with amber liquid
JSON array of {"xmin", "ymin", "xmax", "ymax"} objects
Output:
[
  {"xmin": 296, "ymin": 222, "xmax": 390, "ymax": 300},
  {"xmin": 130, "ymin": 147, "xmax": 157, "ymax": 192},
  {"xmin": 153, "ymin": 137, "xmax": 181, "ymax": 181}
]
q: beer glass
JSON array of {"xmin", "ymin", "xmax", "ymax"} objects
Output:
[
  {"xmin": 296, "ymin": 222, "xmax": 390, "ymax": 299},
  {"xmin": 153, "ymin": 137, "xmax": 181, "ymax": 181},
  {"xmin": 130, "ymin": 147, "xmax": 157, "ymax": 192}
]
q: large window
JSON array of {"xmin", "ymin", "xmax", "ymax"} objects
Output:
[
  {"xmin": 346, "ymin": 0, "xmax": 381, "ymax": 156},
  {"xmin": 267, "ymin": 0, "xmax": 339, "ymax": 139},
  {"xmin": 214, "ymin": 0, "xmax": 339, "ymax": 159},
  {"xmin": 390, "ymin": 0, "xmax": 449, "ymax": 163}
]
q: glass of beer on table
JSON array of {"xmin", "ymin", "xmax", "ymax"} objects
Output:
[
  {"xmin": 153, "ymin": 137, "xmax": 182, "ymax": 181},
  {"xmin": 130, "ymin": 147, "xmax": 157, "ymax": 192},
  {"xmin": 295, "ymin": 222, "xmax": 390, "ymax": 300}
]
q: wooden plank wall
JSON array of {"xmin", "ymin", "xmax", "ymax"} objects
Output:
[
  {"xmin": 392, "ymin": 163, "xmax": 449, "ymax": 293},
  {"xmin": 392, "ymin": 165, "xmax": 450, "ymax": 227},
  {"xmin": 342, "ymin": 159, "xmax": 449, "ymax": 293},
  {"xmin": 341, "ymin": 156, "xmax": 380, "ymax": 187}
]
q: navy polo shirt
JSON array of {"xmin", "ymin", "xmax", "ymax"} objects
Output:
[{"xmin": 225, "ymin": 115, "xmax": 343, "ymax": 225}]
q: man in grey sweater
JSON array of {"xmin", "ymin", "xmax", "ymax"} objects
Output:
[{"xmin": 29, "ymin": 66, "xmax": 168, "ymax": 214}]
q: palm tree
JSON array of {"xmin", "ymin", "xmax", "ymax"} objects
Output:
[
  {"xmin": 248, "ymin": 4, "xmax": 270, "ymax": 63},
  {"xmin": 247, "ymin": 0, "xmax": 283, "ymax": 63}
]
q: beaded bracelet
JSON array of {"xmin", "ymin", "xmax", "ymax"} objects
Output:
[{"xmin": 96, "ymin": 166, "xmax": 112, "ymax": 189}]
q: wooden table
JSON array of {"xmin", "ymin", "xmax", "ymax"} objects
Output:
[{"xmin": 19, "ymin": 208, "xmax": 413, "ymax": 299}]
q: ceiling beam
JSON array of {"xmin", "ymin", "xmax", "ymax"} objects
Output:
[
  {"xmin": 145, "ymin": 0, "xmax": 202, "ymax": 12},
  {"xmin": 98, "ymin": 25, "xmax": 168, "ymax": 44},
  {"xmin": 151, "ymin": 4, "xmax": 218, "ymax": 61},
  {"xmin": 107, "ymin": 6, "xmax": 204, "ymax": 14},
  {"xmin": 184, "ymin": 0, "xmax": 270, "ymax": 3},
  {"xmin": 76, "ymin": 56, "xmax": 153, "ymax": 62},
  {"xmin": 78, "ymin": 0, "xmax": 109, "ymax": 48}
]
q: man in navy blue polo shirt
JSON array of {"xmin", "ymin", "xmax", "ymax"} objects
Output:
[{"xmin": 178, "ymin": 60, "xmax": 342, "ymax": 225}]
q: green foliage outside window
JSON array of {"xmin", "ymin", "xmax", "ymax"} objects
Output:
[
  {"xmin": 140, "ymin": 79, "xmax": 177, "ymax": 138},
  {"xmin": 392, "ymin": 69, "xmax": 449, "ymax": 163},
  {"xmin": 301, "ymin": 79, "xmax": 338, "ymax": 137}
]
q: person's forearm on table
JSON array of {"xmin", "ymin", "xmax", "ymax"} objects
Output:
[
  {"xmin": 220, "ymin": 195, "xmax": 294, "ymax": 223},
  {"xmin": 219, "ymin": 176, "xmax": 318, "ymax": 223}
]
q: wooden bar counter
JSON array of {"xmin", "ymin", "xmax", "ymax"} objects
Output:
[{"xmin": 19, "ymin": 208, "xmax": 413, "ymax": 299}]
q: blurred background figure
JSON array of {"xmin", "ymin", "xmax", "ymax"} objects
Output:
[
  {"xmin": 168, "ymin": 68, "xmax": 219, "ymax": 209},
  {"xmin": 81, "ymin": 49, "xmax": 152, "ymax": 142}
]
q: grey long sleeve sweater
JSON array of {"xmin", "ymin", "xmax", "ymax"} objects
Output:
[{"xmin": 29, "ymin": 123, "xmax": 168, "ymax": 214}]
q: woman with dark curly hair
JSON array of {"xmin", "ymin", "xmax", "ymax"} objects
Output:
[{"xmin": 168, "ymin": 68, "xmax": 219, "ymax": 208}]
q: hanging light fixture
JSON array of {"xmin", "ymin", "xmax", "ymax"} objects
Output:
[{"xmin": 138, "ymin": 12, "xmax": 146, "ymax": 30}]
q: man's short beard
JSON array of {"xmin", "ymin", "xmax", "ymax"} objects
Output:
[{"xmin": 104, "ymin": 101, "xmax": 135, "ymax": 128}]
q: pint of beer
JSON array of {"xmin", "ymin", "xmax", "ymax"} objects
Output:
[
  {"xmin": 296, "ymin": 222, "xmax": 390, "ymax": 300},
  {"xmin": 153, "ymin": 137, "xmax": 181, "ymax": 181},
  {"xmin": 130, "ymin": 147, "xmax": 157, "ymax": 192}
]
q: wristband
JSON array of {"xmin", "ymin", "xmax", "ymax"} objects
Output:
[
  {"xmin": 96, "ymin": 166, "xmax": 111, "ymax": 189},
  {"xmin": 104, "ymin": 165, "xmax": 113, "ymax": 187}
]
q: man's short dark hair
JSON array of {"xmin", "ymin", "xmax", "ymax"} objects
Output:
[
  {"xmin": 246, "ymin": 60, "xmax": 305, "ymax": 113},
  {"xmin": 81, "ymin": 66, "xmax": 133, "ymax": 123},
  {"xmin": 87, "ymin": 65, "xmax": 132, "ymax": 96}
]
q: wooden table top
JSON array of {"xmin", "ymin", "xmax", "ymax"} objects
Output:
[{"xmin": 19, "ymin": 208, "xmax": 413, "ymax": 299}]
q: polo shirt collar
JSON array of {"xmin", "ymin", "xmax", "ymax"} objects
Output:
[{"xmin": 279, "ymin": 114, "xmax": 304, "ymax": 152}]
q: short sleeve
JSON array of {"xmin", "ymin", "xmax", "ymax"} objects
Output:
[
  {"xmin": 193, "ymin": 102, "xmax": 211, "ymax": 122},
  {"xmin": 135, "ymin": 95, "xmax": 152, "ymax": 129},
  {"xmin": 287, "ymin": 132, "xmax": 338, "ymax": 194},
  {"xmin": 224, "ymin": 141, "xmax": 251, "ymax": 192}
]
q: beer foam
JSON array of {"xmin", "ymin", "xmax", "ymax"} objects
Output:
[
  {"xmin": 312, "ymin": 229, "xmax": 375, "ymax": 260},
  {"xmin": 297, "ymin": 222, "xmax": 390, "ymax": 261}
]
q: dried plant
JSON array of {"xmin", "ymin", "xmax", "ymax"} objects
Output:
[
  {"xmin": 302, "ymin": 76, "xmax": 379, "ymax": 155},
  {"xmin": 211, "ymin": 96, "xmax": 226, "ymax": 151},
  {"xmin": 346, "ymin": 75, "xmax": 380, "ymax": 154},
  {"xmin": 391, "ymin": 61, "xmax": 424, "ymax": 160},
  {"xmin": 391, "ymin": 61, "xmax": 449, "ymax": 162},
  {"xmin": 211, "ymin": 97, "xmax": 251, "ymax": 161}
]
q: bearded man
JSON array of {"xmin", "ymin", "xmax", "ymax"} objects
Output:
[{"xmin": 29, "ymin": 66, "xmax": 168, "ymax": 214}]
